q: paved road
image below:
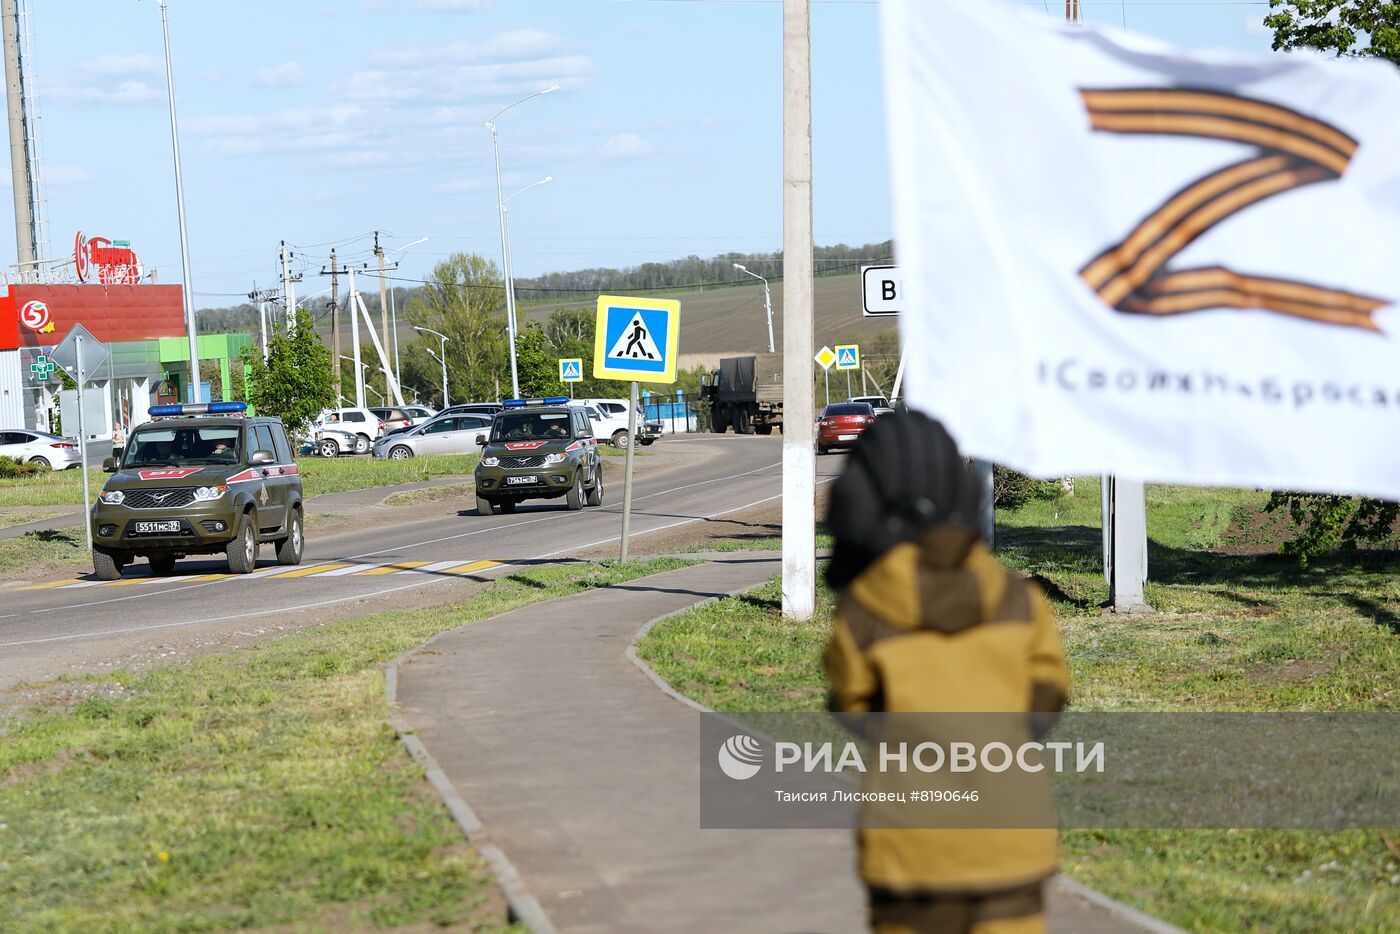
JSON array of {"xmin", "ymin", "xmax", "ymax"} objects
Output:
[{"xmin": 0, "ymin": 436, "xmax": 837, "ymax": 689}]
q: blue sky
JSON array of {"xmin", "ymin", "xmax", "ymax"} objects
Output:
[{"xmin": 10, "ymin": 0, "xmax": 1275, "ymax": 308}]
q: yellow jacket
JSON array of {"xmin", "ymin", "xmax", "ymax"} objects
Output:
[{"xmin": 824, "ymin": 527, "xmax": 1071, "ymax": 894}]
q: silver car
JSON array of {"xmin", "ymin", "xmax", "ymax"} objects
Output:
[
  {"xmin": 0, "ymin": 429, "xmax": 82, "ymax": 469},
  {"xmin": 372, "ymin": 413, "xmax": 494, "ymax": 460}
]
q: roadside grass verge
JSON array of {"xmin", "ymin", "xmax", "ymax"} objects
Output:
[
  {"xmin": 0, "ymin": 556, "xmax": 692, "ymax": 933},
  {"xmin": 0, "ymin": 510, "xmax": 64, "ymax": 531},
  {"xmin": 0, "ymin": 455, "xmax": 479, "ymax": 509},
  {"xmin": 0, "ymin": 529, "xmax": 85, "ymax": 575},
  {"xmin": 636, "ymin": 484, "xmax": 1400, "ymax": 932}
]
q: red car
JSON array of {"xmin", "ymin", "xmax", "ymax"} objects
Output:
[{"xmin": 817, "ymin": 402, "xmax": 877, "ymax": 454}]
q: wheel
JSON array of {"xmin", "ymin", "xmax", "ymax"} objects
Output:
[
  {"xmin": 585, "ymin": 469, "xmax": 604, "ymax": 506},
  {"xmin": 92, "ymin": 549, "xmax": 122, "ymax": 581},
  {"xmin": 565, "ymin": 472, "xmax": 584, "ymax": 510},
  {"xmin": 318, "ymin": 438, "xmax": 340, "ymax": 458},
  {"xmin": 711, "ymin": 414, "xmax": 728, "ymax": 434},
  {"xmin": 388, "ymin": 445, "xmax": 413, "ymax": 461},
  {"xmin": 640, "ymin": 439, "xmax": 655, "ymax": 446},
  {"xmin": 611, "ymin": 430, "xmax": 630, "ymax": 450},
  {"xmin": 29, "ymin": 456, "xmax": 51, "ymax": 470},
  {"xmin": 225, "ymin": 511, "xmax": 258, "ymax": 574},
  {"xmin": 817, "ymin": 444, "xmax": 828, "ymax": 456},
  {"xmin": 734, "ymin": 408, "xmax": 754, "ymax": 435},
  {"xmin": 477, "ymin": 496, "xmax": 495, "ymax": 516},
  {"xmin": 498, "ymin": 500, "xmax": 517, "ymax": 514},
  {"xmin": 275, "ymin": 508, "xmax": 304, "ymax": 565},
  {"xmin": 148, "ymin": 553, "xmax": 177, "ymax": 576},
  {"xmin": 754, "ymin": 424, "xmax": 773, "ymax": 436},
  {"xmin": 354, "ymin": 434, "xmax": 371, "ymax": 454}
]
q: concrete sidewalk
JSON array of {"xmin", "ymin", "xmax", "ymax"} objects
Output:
[{"xmin": 393, "ymin": 556, "xmax": 1177, "ymax": 934}]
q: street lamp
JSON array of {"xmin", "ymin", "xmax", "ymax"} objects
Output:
[
  {"xmin": 486, "ymin": 84, "xmax": 558, "ymax": 399},
  {"xmin": 733, "ymin": 264, "xmax": 776, "ymax": 354},
  {"xmin": 501, "ymin": 177, "xmax": 552, "ymax": 350},
  {"xmin": 157, "ymin": 0, "xmax": 200, "ymax": 403},
  {"xmin": 384, "ymin": 236, "xmax": 428, "ymax": 388},
  {"xmin": 413, "ymin": 325, "xmax": 449, "ymax": 408}
]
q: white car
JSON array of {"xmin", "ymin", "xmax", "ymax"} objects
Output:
[
  {"xmin": 372, "ymin": 413, "xmax": 494, "ymax": 460},
  {"xmin": 0, "ymin": 429, "xmax": 81, "ymax": 469},
  {"xmin": 313, "ymin": 407, "xmax": 385, "ymax": 453},
  {"xmin": 571, "ymin": 398, "xmax": 659, "ymax": 448}
]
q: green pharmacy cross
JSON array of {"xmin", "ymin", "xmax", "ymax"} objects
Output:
[{"xmin": 30, "ymin": 355, "xmax": 56, "ymax": 381}]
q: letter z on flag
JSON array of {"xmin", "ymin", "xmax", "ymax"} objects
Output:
[{"xmin": 881, "ymin": 0, "xmax": 1400, "ymax": 499}]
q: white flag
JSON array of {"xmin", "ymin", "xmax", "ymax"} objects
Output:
[{"xmin": 882, "ymin": 0, "xmax": 1400, "ymax": 499}]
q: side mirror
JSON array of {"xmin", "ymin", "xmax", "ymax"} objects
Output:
[
  {"xmin": 102, "ymin": 457, "xmax": 117, "ymax": 473},
  {"xmin": 250, "ymin": 449, "xmax": 275, "ymax": 465},
  {"xmin": 475, "ymin": 434, "xmax": 486, "ymax": 445}
]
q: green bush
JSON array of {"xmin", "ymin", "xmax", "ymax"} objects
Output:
[
  {"xmin": 1265, "ymin": 491, "xmax": 1399, "ymax": 565},
  {"xmin": 0, "ymin": 455, "xmax": 45, "ymax": 479},
  {"xmin": 993, "ymin": 465, "xmax": 1061, "ymax": 510}
]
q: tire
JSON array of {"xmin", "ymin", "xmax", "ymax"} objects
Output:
[
  {"xmin": 585, "ymin": 469, "xmax": 604, "ymax": 506},
  {"xmin": 29, "ymin": 456, "xmax": 51, "ymax": 470},
  {"xmin": 318, "ymin": 438, "xmax": 340, "ymax": 458},
  {"xmin": 92, "ymin": 549, "xmax": 121, "ymax": 581},
  {"xmin": 388, "ymin": 445, "xmax": 413, "ymax": 461},
  {"xmin": 276, "ymin": 508, "xmax": 304, "ymax": 565},
  {"xmin": 477, "ymin": 496, "xmax": 495, "ymax": 516},
  {"xmin": 640, "ymin": 439, "xmax": 655, "ymax": 446},
  {"xmin": 817, "ymin": 444, "xmax": 828, "ymax": 456},
  {"xmin": 611, "ymin": 430, "xmax": 630, "ymax": 450},
  {"xmin": 149, "ymin": 553, "xmax": 177, "ymax": 576},
  {"xmin": 565, "ymin": 472, "xmax": 584, "ymax": 511},
  {"xmin": 354, "ymin": 434, "xmax": 371, "ymax": 454},
  {"xmin": 712, "ymin": 413, "xmax": 728, "ymax": 434},
  {"xmin": 225, "ymin": 511, "xmax": 258, "ymax": 574},
  {"xmin": 754, "ymin": 424, "xmax": 773, "ymax": 436},
  {"xmin": 498, "ymin": 500, "xmax": 517, "ymax": 514},
  {"xmin": 735, "ymin": 408, "xmax": 754, "ymax": 435}
]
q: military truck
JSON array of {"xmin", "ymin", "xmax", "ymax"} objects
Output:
[{"xmin": 701, "ymin": 355, "xmax": 783, "ymax": 435}]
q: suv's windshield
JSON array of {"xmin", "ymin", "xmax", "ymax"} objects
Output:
[
  {"xmin": 124, "ymin": 425, "xmax": 242, "ymax": 467},
  {"xmin": 491, "ymin": 411, "xmax": 571, "ymax": 442}
]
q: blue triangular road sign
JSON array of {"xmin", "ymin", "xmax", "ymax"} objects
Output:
[
  {"xmin": 562, "ymin": 361, "xmax": 580, "ymax": 379},
  {"xmin": 838, "ymin": 348, "xmax": 857, "ymax": 366}
]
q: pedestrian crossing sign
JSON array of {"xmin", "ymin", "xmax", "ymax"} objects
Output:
[
  {"xmin": 559, "ymin": 358, "xmax": 584, "ymax": 383},
  {"xmin": 834, "ymin": 343, "xmax": 860, "ymax": 371},
  {"xmin": 593, "ymin": 295, "xmax": 681, "ymax": 383}
]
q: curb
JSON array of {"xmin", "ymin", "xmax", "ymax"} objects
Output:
[
  {"xmin": 385, "ymin": 642, "xmax": 557, "ymax": 934},
  {"xmin": 625, "ymin": 580, "xmax": 1190, "ymax": 934}
]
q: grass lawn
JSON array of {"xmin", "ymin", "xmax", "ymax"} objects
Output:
[
  {"xmin": 636, "ymin": 482, "xmax": 1400, "ymax": 933},
  {"xmin": 1, "ymin": 557, "xmax": 691, "ymax": 933},
  {"xmin": 0, "ymin": 510, "xmax": 64, "ymax": 531},
  {"xmin": 0, "ymin": 529, "xmax": 86, "ymax": 575},
  {"xmin": 0, "ymin": 455, "xmax": 479, "ymax": 509}
]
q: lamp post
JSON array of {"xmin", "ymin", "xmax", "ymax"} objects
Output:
[
  {"xmin": 733, "ymin": 264, "xmax": 776, "ymax": 354},
  {"xmin": 501, "ymin": 176, "xmax": 552, "ymax": 356},
  {"xmin": 157, "ymin": 0, "xmax": 201, "ymax": 403},
  {"xmin": 486, "ymin": 85, "xmax": 558, "ymax": 399},
  {"xmin": 414, "ymin": 325, "xmax": 449, "ymax": 408},
  {"xmin": 339, "ymin": 354, "xmax": 371, "ymax": 404},
  {"xmin": 384, "ymin": 236, "xmax": 428, "ymax": 388}
]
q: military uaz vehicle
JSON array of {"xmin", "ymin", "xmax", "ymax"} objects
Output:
[
  {"xmin": 473, "ymin": 398, "xmax": 604, "ymax": 515},
  {"xmin": 90, "ymin": 402, "xmax": 305, "ymax": 580}
]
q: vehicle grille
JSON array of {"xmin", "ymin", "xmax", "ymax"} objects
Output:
[
  {"xmin": 123, "ymin": 487, "xmax": 197, "ymax": 509},
  {"xmin": 500, "ymin": 455, "xmax": 547, "ymax": 469}
]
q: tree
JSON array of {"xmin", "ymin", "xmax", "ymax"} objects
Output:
[
  {"xmin": 242, "ymin": 309, "xmax": 337, "ymax": 436},
  {"xmin": 400, "ymin": 253, "xmax": 509, "ymax": 405},
  {"xmin": 514, "ymin": 323, "xmax": 556, "ymax": 398},
  {"xmin": 1264, "ymin": 1, "xmax": 1400, "ymax": 63},
  {"xmin": 1262, "ymin": 2, "xmax": 1400, "ymax": 561}
]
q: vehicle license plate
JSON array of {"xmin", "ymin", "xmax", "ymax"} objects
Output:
[
  {"xmin": 135, "ymin": 521, "xmax": 181, "ymax": 533},
  {"xmin": 838, "ymin": 434, "xmax": 857, "ymax": 441},
  {"xmin": 505, "ymin": 475, "xmax": 540, "ymax": 485}
]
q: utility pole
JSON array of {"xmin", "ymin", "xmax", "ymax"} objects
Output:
[
  {"xmin": 782, "ymin": 0, "xmax": 816, "ymax": 621},
  {"xmin": 1, "ymin": 0, "xmax": 36, "ymax": 275},
  {"xmin": 156, "ymin": 0, "xmax": 200, "ymax": 404},
  {"xmin": 374, "ymin": 231, "xmax": 392, "ymax": 366},
  {"xmin": 321, "ymin": 250, "xmax": 349, "ymax": 402},
  {"xmin": 280, "ymin": 241, "xmax": 299, "ymax": 335}
]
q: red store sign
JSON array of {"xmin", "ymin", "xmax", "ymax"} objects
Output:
[{"xmin": 75, "ymin": 231, "xmax": 144, "ymax": 286}]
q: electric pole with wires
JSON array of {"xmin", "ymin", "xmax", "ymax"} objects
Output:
[{"xmin": 321, "ymin": 249, "xmax": 352, "ymax": 402}]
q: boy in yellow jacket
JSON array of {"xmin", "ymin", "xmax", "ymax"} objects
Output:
[{"xmin": 824, "ymin": 412, "xmax": 1071, "ymax": 934}]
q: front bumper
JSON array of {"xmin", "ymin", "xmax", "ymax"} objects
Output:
[
  {"xmin": 91, "ymin": 499, "xmax": 240, "ymax": 552},
  {"xmin": 475, "ymin": 463, "xmax": 576, "ymax": 498},
  {"xmin": 638, "ymin": 421, "xmax": 663, "ymax": 440}
]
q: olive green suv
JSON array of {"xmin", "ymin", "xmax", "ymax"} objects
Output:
[
  {"xmin": 473, "ymin": 400, "xmax": 604, "ymax": 515},
  {"xmin": 90, "ymin": 403, "xmax": 305, "ymax": 580}
]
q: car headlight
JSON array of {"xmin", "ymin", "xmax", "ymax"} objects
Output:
[
  {"xmin": 99, "ymin": 489, "xmax": 125, "ymax": 505},
  {"xmin": 481, "ymin": 456, "xmax": 499, "ymax": 467},
  {"xmin": 543, "ymin": 453, "xmax": 565, "ymax": 465},
  {"xmin": 193, "ymin": 485, "xmax": 229, "ymax": 502}
]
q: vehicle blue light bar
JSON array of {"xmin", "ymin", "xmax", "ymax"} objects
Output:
[
  {"xmin": 543, "ymin": 396, "xmax": 569, "ymax": 405},
  {"xmin": 148, "ymin": 401, "xmax": 248, "ymax": 417},
  {"xmin": 501, "ymin": 399, "xmax": 527, "ymax": 408},
  {"xmin": 502, "ymin": 396, "xmax": 570, "ymax": 408}
]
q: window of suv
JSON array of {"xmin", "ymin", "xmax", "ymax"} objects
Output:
[
  {"xmin": 124, "ymin": 425, "xmax": 243, "ymax": 467},
  {"xmin": 342, "ymin": 412, "xmax": 366, "ymax": 423},
  {"xmin": 491, "ymin": 411, "xmax": 570, "ymax": 442}
]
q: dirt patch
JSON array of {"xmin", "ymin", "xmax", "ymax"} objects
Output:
[
  {"xmin": 1245, "ymin": 658, "xmax": 1333, "ymax": 683},
  {"xmin": 1218, "ymin": 501, "xmax": 1297, "ymax": 556}
]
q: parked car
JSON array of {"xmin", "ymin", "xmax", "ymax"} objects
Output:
[
  {"xmin": 372, "ymin": 413, "xmax": 494, "ymax": 460},
  {"xmin": 848, "ymin": 395, "xmax": 895, "ymax": 418},
  {"xmin": 0, "ymin": 429, "xmax": 81, "ymax": 469},
  {"xmin": 816, "ymin": 402, "xmax": 877, "ymax": 455},
  {"xmin": 570, "ymin": 398, "xmax": 659, "ymax": 448},
  {"xmin": 309, "ymin": 424, "xmax": 365, "ymax": 458},
  {"xmin": 437, "ymin": 402, "xmax": 504, "ymax": 420},
  {"xmin": 369, "ymin": 407, "xmax": 415, "ymax": 434},
  {"xmin": 401, "ymin": 405, "xmax": 436, "ymax": 426},
  {"xmin": 312, "ymin": 407, "xmax": 384, "ymax": 453}
]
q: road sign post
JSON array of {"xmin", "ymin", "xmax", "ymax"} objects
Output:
[
  {"xmin": 834, "ymin": 344, "xmax": 859, "ymax": 402},
  {"xmin": 594, "ymin": 296, "xmax": 681, "ymax": 561},
  {"xmin": 54, "ymin": 325, "xmax": 111, "ymax": 555},
  {"xmin": 814, "ymin": 345, "xmax": 836, "ymax": 407}
]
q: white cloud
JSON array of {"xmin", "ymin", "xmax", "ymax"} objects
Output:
[
  {"xmin": 49, "ymin": 80, "xmax": 161, "ymax": 106},
  {"xmin": 373, "ymin": 30, "xmax": 571, "ymax": 67},
  {"xmin": 253, "ymin": 62, "xmax": 307, "ymax": 88},
  {"xmin": 80, "ymin": 53, "xmax": 160, "ymax": 77},
  {"xmin": 327, "ymin": 150, "xmax": 396, "ymax": 167},
  {"xmin": 438, "ymin": 177, "xmax": 491, "ymax": 193},
  {"xmin": 599, "ymin": 133, "xmax": 654, "ymax": 159},
  {"xmin": 416, "ymin": 0, "xmax": 489, "ymax": 10},
  {"xmin": 186, "ymin": 105, "xmax": 368, "ymax": 156},
  {"xmin": 45, "ymin": 165, "xmax": 95, "ymax": 186}
]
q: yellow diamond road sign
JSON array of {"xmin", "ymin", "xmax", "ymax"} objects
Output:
[{"xmin": 814, "ymin": 346, "xmax": 836, "ymax": 371}]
